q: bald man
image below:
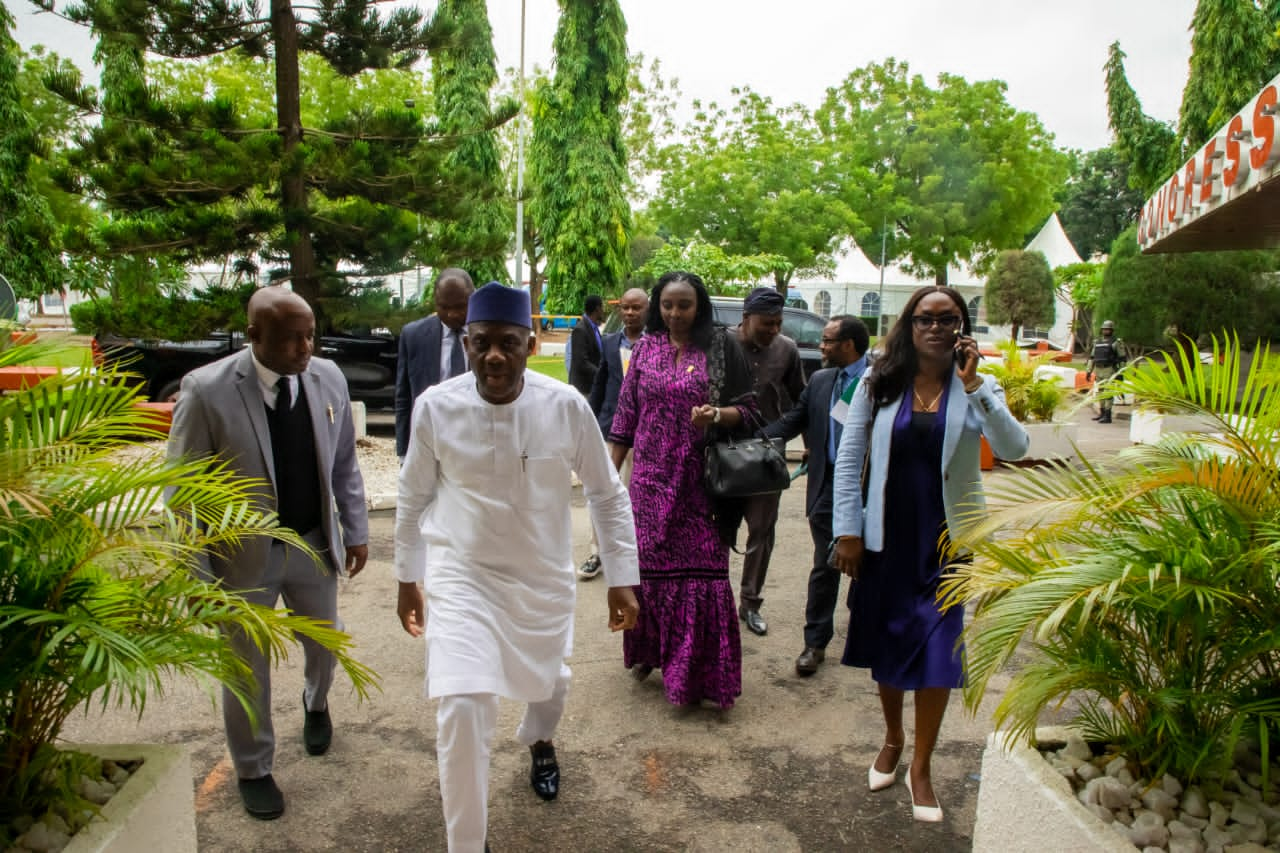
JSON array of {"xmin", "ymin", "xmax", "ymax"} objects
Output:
[
  {"xmin": 167, "ymin": 286, "xmax": 368, "ymax": 821},
  {"xmin": 580, "ymin": 287, "xmax": 648, "ymax": 579},
  {"xmin": 396, "ymin": 269, "xmax": 476, "ymax": 458}
]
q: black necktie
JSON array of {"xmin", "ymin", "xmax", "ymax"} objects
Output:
[
  {"xmin": 275, "ymin": 376, "xmax": 291, "ymax": 415},
  {"xmin": 449, "ymin": 332, "xmax": 465, "ymax": 379}
]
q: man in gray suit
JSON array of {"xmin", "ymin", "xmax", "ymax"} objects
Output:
[
  {"xmin": 168, "ymin": 286, "xmax": 368, "ymax": 820},
  {"xmin": 395, "ymin": 269, "xmax": 475, "ymax": 458}
]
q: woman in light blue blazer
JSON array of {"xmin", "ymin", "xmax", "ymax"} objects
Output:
[{"xmin": 831, "ymin": 286, "xmax": 1027, "ymax": 823}]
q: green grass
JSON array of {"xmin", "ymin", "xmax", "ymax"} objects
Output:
[{"xmin": 527, "ymin": 355, "xmax": 567, "ymax": 384}]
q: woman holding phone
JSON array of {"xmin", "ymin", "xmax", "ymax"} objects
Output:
[{"xmin": 830, "ymin": 285, "xmax": 1028, "ymax": 822}]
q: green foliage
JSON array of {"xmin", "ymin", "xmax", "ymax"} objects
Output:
[
  {"xmin": 818, "ymin": 59, "xmax": 1068, "ymax": 286},
  {"xmin": 637, "ymin": 239, "xmax": 790, "ymax": 294},
  {"xmin": 528, "ymin": 0, "xmax": 632, "ymax": 312},
  {"xmin": 1103, "ymin": 42, "xmax": 1180, "ymax": 195},
  {"xmin": 0, "ymin": 336, "xmax": 378, "ymax": 827},
  {"xmin": 1055, "ymin": 147, "xmax": 1145, "ymax": 260},
  {"xmin": 0, "ymin": 7, "xmax": 63, "ymax": 299},
  {"xmin": 979, "ymin": 340, "xmax": 1064, "ymax": 423},
  {"xmin": 1101, "ymin": 226, "xmax": 1280, "ymax": 348},
  {"xmin": 943, "ymin": 336, "xmax": 1280, "ymax": 783},
  {"xmin": 45, "ymin": 0, "xmax": 511, "ymax": 329},
  {"xmin": 650, "ymin": 88, "xmax": 855, "ymax": 287},
  {"xmin": 429, "ymin": 0, "xmax": 512, "ymax": 284},
  {"xmin": 984, "ymin": 249, "xmax": 1056, "ymax": 342},
  {"xmin": 1179, "ymin": 0, "xmax": 1280, "ymax": 148}
]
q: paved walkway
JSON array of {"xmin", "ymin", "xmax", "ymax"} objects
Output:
[{"xmin": 61, "ymin": 405, "xmax": 1136, "ymax": 851}]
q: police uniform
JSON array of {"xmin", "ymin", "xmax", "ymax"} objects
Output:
[{"xmin": 1085, "ymin": 323, "xmax": 1127, "ymax": 423}]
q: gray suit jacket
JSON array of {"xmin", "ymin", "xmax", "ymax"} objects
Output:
[
  {"xmin": 167, "ymin": 348, "xmax": 368, "ymax": 585},
  {"xmin": 395, "ymin": 314, "xmax": 450, "ymax": 457}
]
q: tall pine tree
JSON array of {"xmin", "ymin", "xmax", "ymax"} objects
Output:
[
  {"xmin": 430, "ymin": 0, "xmax": 512, "ymax": 285},
  {"xmin": 529, "ymin": 0, "xmax": 631, "ymax": 311},
  {"xmin": 0, "ymin": 4, "xmax": 61, "ymax": 300},
  {"xmin": 44, "ymin": 0, "xmax": 511, "ymax": 327}
]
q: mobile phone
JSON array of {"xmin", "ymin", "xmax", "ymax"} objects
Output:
[{"xmin": 954, "ymin": 328, "xmax": 964, "ymax": 364}]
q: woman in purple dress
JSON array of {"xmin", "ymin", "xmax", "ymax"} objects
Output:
[
  {"xmin": 830, "ymin": 286, "xmax": 1028, "ymax": 822},
  {"xmin": 608, "ymin": 271, "xmax": 757, "ymax": 709}
]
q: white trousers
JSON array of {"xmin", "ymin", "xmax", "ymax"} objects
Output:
[{"xmin": 436, "ymin": 663, "xmax": 571, "ymax": 853}]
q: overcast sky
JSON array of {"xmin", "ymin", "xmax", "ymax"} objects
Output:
[{"xmin": 14, "ymin": 0, "xmax": 1198, "ymax": 152}]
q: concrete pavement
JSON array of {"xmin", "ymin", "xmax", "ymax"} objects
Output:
[{"xmin": 60, "ymin": 406, "xmax": 1135, "ymax": 852}]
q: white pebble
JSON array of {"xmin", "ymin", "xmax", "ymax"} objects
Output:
[
  {"xmin": 1142, "ymin": 787, "xmax": 1180, "ymax": 821},
  {"xmin": 1128, "ymin": 811, "xmax": 1170, "ymax": 848},
  {"xmin": 1184, "ymin": 787, "xmax": 1211, "ymax": 818},
  {"xmin": 1164, "ymin": 773, "xmax": 1186, "ymax": 797},
  {"xmin": 1075, "ymin": 762, "xmax": 1102, "ymax": 783},
  {"xmin": 1231, "ymin": 798, "xmax": 1260, "ymax": 826},
  {"xmin": 1169, "ymin": 837, "xmax": 1206, "ymax": 853},
  {"xmin": 1062, "ymin": 733, "xmax": 1093, "ymax": 762},
  {"xmin": 1098, "ymin": 777, "xmax": 1135, "ymax": 810},
  {"xmin": 1105, "ymin": 755, "xmax": 1130, "ymax": 778},
  {"xmin": 1210, "ymin": 800, "xmax": 1231, "ymax": 828}
]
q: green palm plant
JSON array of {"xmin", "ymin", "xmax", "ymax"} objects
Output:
[
  {"xmin": 0, "ymin": 338, "xmax": 378, "ymax": 828},
  {"xmin": 941, "ymin": 335, "xmax": 1280, "ymax": 782},
  {"xmin": 980, "ymin": 341, "xmax": 1065, "ymax": 422}
]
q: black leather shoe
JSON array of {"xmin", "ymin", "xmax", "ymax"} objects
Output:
[
  {"xmin": 529, "ymin": 741, "xmax": 560, "ymax": 801},
  {"xmin": 795, "ymin": 646, "xmax": 825, "ymax": 676},
  {"xmin": 238, "ymin": 774, "xmax": 284, "ymax": 820},
  {"xmin": 741, "ymin": 609, "xmax": 768, "ymax": 636},
  {"xmin": 1098, "ymin": 414, "xmax": 1112, "ymax": 424},
  {"xmin": 303, "ymin": 692, "xmax": 333, "ymax": 756}
]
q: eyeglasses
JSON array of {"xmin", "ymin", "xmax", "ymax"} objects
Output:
[
  {"xmin": 820, "ymin": 336, "xmax": 848, "ymax": 345},
  {"xmin": 911, "ymin": 314, "xmax": 962, "ymax": 331}
]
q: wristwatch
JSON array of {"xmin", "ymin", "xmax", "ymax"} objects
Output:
[{"xmin": 712, "ymin": 407, "xmax": 722, "ymax": 424}]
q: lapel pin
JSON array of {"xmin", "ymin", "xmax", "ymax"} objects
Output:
[{"xmin": 327, "ymin": 404, "xmax": 334, "ymax": 423}]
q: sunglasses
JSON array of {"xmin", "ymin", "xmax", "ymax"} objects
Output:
[{"xmin": 911, "ymin": 314, "xmax": 962, "ymax": 331}]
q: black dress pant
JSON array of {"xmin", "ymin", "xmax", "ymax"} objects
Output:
[{"xmin": 803, "ymin": 488, "xmax": 842, "ymax": 650}]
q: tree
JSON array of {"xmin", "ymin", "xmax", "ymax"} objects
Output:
[
  {"xmin": 1103, "ymin": 43, "xmax": 1180, "ymax": 195},
  {"xmin": 1054, "ymin": 261, "xmax": 1105, "ymax": 352},
  {"xmin": 44, "ymin": 0, "xmax": 512, "ymax": 327},
  {"xmin": 0, "ymin": 6, "xmax": 61, "ymax": 300},
  {"xmin": 1179, "ymin": 0, "xmax": 1280, "ymax": 148},
  {"xmin": 818, "ymin": 59, "xmax": 1068, "ymax": 287},
  {"xmin": 649, "ymin": 88, "xmax": 856, "ymax": 288},
  {"xmin": 528, "ymin": 0, "xmax": 631, "ymax": 313},
  {"xmin": 1055, "ymin": 147, "xmax": 1145, "ymax": 260},
  {"xmin": 1100, "ymin": 226, "xmax": 1280, "ymax": 350},
  {"xmin": 636, "ymin": 238, "xmax": 790, "ymax": 294},
  {"xmin": 984, "ymin": 249, "xmax": 1055, "ymax": 342},
  {"xmin": 430, "ymin": 0, "xmax": 512, "ymax": 284}
]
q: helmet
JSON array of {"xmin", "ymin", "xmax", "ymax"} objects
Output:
[{"xmin": 1100, "ymin": 320, "xmax": 1115, "ymax": 331}]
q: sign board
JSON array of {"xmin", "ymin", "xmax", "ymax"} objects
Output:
[{"xmin": 1138, "ymin": 70, "xmax": 1280, "ymax": 253}]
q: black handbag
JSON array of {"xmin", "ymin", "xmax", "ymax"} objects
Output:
[
  {"xmin": 702, "ymin": 329, "xmax": 792, "ymax": 499},
  {"xmin": 704, "ymin": 431, "xmax": 791, "ymax": 498}
]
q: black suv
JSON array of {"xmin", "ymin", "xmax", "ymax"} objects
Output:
[{"xmin": 604, "ymin": 296, "xmax": 829, "ymax": 378}]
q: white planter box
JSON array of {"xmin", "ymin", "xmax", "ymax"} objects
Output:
[
  {"xmin": 973, "ymin": 729, "xmax": 1132, "ymax": 853},
  {"xmin": 1128, "ymin": 409, "xmax": 1220, "ymax": 445},
  {"xmin": 1002, "ymin": 421, "xmax": 1078, "ymax": 462},
  {"xmin": 65, "ymin": 744, "xmax": 196, "ymax": 853}
]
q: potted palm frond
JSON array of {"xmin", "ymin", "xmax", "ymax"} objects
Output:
[
  {"xmin": 941, "ymin": 335, "xmax": 1280, "ymax": 850},
  {"xmin": 0, "ymin": 337, "xmax": 378, "ymax": 849},
  {"xmin": 980, "ymin": 341, "xmax": 1075, "ymax": 460}
]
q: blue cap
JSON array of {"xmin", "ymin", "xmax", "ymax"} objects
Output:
[{"xmin": 466, "ymin": 282, "xmax": 532, "ymax": 329}]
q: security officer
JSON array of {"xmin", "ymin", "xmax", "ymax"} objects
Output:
[{"xmin": 1085, "ymin": 320, "xmax": 1127, "ymax": 424}]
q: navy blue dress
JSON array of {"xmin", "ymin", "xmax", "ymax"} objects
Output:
[{"xmin": 841, "ymin": 384, "xmax": 964, "ymax": 690}]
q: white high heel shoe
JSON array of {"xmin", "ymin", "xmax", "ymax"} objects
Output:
[
  {"xmin": 867, "ymin": 743, "xmax": 903, "ymax": 791},
  {"xmin": 904, "ymin": 766, "xmax": 943, "ymax": 822}
]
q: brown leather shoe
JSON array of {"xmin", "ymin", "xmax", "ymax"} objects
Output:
[{"xmin": 795, "ymin": 646, "xmax": 825, "ymax": 676}]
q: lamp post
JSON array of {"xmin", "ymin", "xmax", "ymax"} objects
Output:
[
  {"xmin": 513, "ymin": 0, "xmax": 527, "ymax": 290},
  {"xmin": 406, "ymin": 98, "xmax": 422, "ymax": 303},
  {"xmin": 877, "ymin": 212, "xmax": 887, "ymax": 335}
]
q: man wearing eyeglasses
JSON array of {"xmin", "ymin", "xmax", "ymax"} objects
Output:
[{"xmin": 761, "ymin": 315, "xmax": 870, "ymax": 675}]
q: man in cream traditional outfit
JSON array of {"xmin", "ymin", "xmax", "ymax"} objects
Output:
[
  {"xmin": 394, "ymin": 282, "xmax": 640, "ymax": 853},
  {"xmin": 167, "ymin": 286, "xmax": 368, "ymax": 820}
]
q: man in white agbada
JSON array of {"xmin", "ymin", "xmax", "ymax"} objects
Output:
[{"xmin": 394, "ymin": 282, "xmax": 640, "ymax": 853}]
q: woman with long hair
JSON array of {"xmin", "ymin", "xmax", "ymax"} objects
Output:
[
  {"xmin": 607, "ymin": 271, "xmax": 757, "ymax": 709},
  {"xmin": 831, "ymin": 285, "xmax": 1027, "ymax": 821}
]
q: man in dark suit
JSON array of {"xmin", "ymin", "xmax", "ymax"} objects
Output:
[
  {"xmin": 395, "ymin": 269, "xmax": 475, "ymax": 458},
  {"xmin": 167, "ymin": 286, "xmax": 368, "ymax": 819},
  {"xmin": 580, "ymin": 287, "xmax": 648, "ymax": 579},
  {"xmin": 762, "ymin": 314, "xmax": 869, "ymax": 676},
  {"xmin": 568, "ymin": 294, "xmax": 605, "ymax": 396}
]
